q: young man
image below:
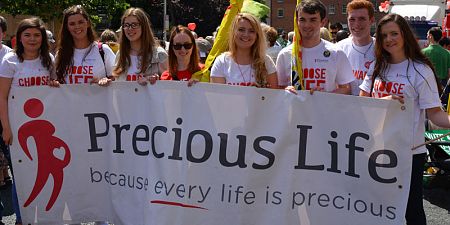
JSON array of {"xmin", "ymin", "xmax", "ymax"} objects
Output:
[
  {"xmin": 277, "ymin": 0, "xmax": 353, "ymax": 94},
  {"xmin": 336, "ymin": 0, "xmax": 375, "ymax": 96},
  {"xmin": 423, "ymin": 27, "xmax": 450, "ymax": 86}
]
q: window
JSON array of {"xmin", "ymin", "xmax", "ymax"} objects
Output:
[
  {"xmin": 329, "ymin": 5, "xmax": 335, "ymax": 15},
  {"xmin": 277, "ymin": 0, "xmax": 284, "ymax": 3},
  {"xmin": 342, "ymin": 5, "xmax": 347, "ymax": 14},
  {"xmin": 277, "ymin": 8, "xmax": 284, "ymax": 18}
]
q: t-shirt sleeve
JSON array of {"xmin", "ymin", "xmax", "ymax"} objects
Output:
[
  {"xmin": 0, "ymin": 53, "xmax": 16, "ymax": 78},
  {"xmin": 156, "ymin": 47, "xmax": 168, "ymax": 63},
  {"xmin": 359, "ymin": 63, "xmax": 374, "ymax": 94},
  {"xmin": 102, "ymin": 44, "xmax": 116, "ymax": 77},
  {"xmin": 276, "ymin": 48, "xmax": 290, "ymax": 86},
  {"xmin": 264, "ymin": 55, "xmax": 276, "ymax": 74},
  {"xmin": 335, "ymin": 49, "xmax": 355, "ymax": 85},
  {"xmin": 210, "ymin": 53, "xmax": 226, "ymax": 78},
  {"xmin": 416, "ymin": 64, "xmax": 441, "ymax": 109}
]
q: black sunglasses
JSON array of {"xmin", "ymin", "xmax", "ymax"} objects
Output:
[{"xmin": 172, "ymin": 43, "xmax": 193, "ymax": 50}]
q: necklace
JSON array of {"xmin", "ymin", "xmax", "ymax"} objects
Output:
[
  {"xmin": 237, "ymin": 63, "xmax": 252, "ymax": 84},
  {"xmin": 352, "ymin": 40, "xmax": 374, "ymax": 59}
]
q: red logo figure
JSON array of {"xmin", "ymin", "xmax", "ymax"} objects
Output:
[{"xmin": 18, "ymin": 98, "xmax": 71, "ymax": 211}]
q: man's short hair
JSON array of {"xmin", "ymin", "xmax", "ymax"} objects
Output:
[
  {"xmin": 0, "ymin": 16, "xmax": 7, "ymax": 33},
  {"xmin": 296, "ymin": 0, "xmax": 326, "ymax": 21},
  {"xmin": 347, "ymin": 0, "xmax": 375, "ymax": 18},
  {"xmin": 428, "ymin": 27, "xmax": 443, "ymax": 42}
]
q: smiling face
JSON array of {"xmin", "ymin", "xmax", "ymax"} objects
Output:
[
  {"xmin": 297, "ymin": 11, "xmax": 324, "ymax": 43},
  {"xmin": 123, "ymin": 16, "xmax": 142, "ymax": 44},
  {"xmin": 380, "ymin": 21, "xmax": 405, "ymax": 58},
  {"xmin": 234, "ymin": 18, "xmax": 257, "ymax": 50},
  {"xmin": 20, "ymin": 27, "xmax": 42, "ymax": 54},
  {"xmin": 67, "ymin": 14, "xmax": 89, "ymax": 42},
  {"xmin": 172, "ymin": 32, "xmax": 193, "ymax": 60},
  {"xmin": 347, "ymin": 8, "xmax": 373, "ymax": 42}
]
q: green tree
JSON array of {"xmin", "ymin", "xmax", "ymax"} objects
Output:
[{"xmin": 0, "ymin": 0, "xmax": 129, "ymax": 26}]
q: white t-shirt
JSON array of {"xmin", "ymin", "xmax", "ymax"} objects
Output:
[
  {"xmin": 266, "ymin": 45, "xmax": 282, "ymax": 65},
  {"xmin": 61, "ymin": 42, "xmax": 115, "ymax": 84},
  {"xmin": 115, "ymin": 46, "xmax": 168, "ymax": 81},
  {"xmin": 337, "ymin": 37, "xmax": 375, "ymax": 95},
  {"xmin": 0, "ymin": 44, "xmax": 12, "ymax": 59},
  {"xmin": 276, "ymin": 44, "xmax": 293, "ymax": 86},
  {"xmin": 0, "ymin": 52, "xmax": 54, "ymax": 87},
  {"xmin": 360, "ymin": 60, "xmax": 441, "ymax": 154},
  {"xmin": 277, "ymin": 39, "xmax": 354, "ymax": 92},
  {"xmin": 210, "ymin": 52, "xmax": 276, "ymax": 86}
]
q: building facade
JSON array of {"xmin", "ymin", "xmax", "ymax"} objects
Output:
[{"xmin": 270, "ymin": 0, "xmax": 385, "ymax": 33}]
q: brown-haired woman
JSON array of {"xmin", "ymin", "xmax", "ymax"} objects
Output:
[
  {"xmin": 113, "ymin": 7, "xmax": 168, "ymax": 85},
  {"xmin": 360, "ymin": 13, "xmax": 450, "ymax": 225},
  {"xmin": 160, "ymin": 25, "xmax": 202, "ymax": 81},
  {"xmin": 51, "ymin": 5, "xmax": 115, "ymax": 86}
]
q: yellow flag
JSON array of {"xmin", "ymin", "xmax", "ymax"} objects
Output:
[
  {"xmin": 291, "ymin": 0, "xmax": 304, "ymax": 90},
  {"xmin": 192, "ymin": 0, "xmax": 244, "ymax": 82}
]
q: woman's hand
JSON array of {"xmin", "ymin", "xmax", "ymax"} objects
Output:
[
  {"xmin": 187, "ymin": 78, "xmax": 199, "ymax": 87},
  {"xmin": 137, "ymin": 76, "xmax": 148, "ymax": 86},
  {"xmin": 147, "ymin": 74, "xmax": 159, "ymax": 85},
  {"xmin": 48, "ymin": 79, "xmax": 61, "ymax": 87},
  {"xmin": 285, "ymin": 86, "xmax": 297, "ymax": 95},
  {"xmin": 97, "ymin": 77, "xmax": 112, "ymax": 86},
  {"xmin": 2, "ymin": 127, "xmax": 12, "ymax": 145},
  {"xmin": 382, "ymin": 95, "xmax": 404, "ymax": 104}
]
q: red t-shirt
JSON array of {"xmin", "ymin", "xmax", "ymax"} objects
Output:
[{"xmin": 160, "ymin": 64, "xmax": 204, "ymax": 81}]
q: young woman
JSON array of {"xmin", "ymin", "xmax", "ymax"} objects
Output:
[
  {"xmin": 160, "ymin": 25, "xmax": 202, "ymax": 81},
  {"xmin": 210, "ymin": 13, "xmax": 278, "ymax": 88},
  {"xmin": 359, "ymin": 13, "xmax": 450, "ymax": 225},
  {"xmin": 51, "ymin": 5, "xmax": 115, "ymax": 86},
  {"xmin": 112, "ymin": 7, "xmax": 168, "ymax": 85},
  {"xmin": 0, "ymin": 17, "xmax": 54, "ymax": 225}
]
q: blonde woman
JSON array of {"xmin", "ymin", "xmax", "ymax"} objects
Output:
[{"xmin": 210, "ymin": 13, "xmax": 278, "ymax": 88}]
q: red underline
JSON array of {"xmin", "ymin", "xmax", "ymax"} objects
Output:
[{"xmin": 150, "ymin": 200, "xmax": 208, "ymax": 210}]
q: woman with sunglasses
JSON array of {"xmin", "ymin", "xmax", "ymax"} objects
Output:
[
  {"xmin": 113, "ymin": 8, "xmax": 168, "ymax": 84},
  {"xmin": 210, "ymin": 13, "xmax": 278, "ymax": 88},
  {"xmin": 160, "ymin": 25, "xmax": 202, "ymax": 81},
  {"xmin": 359, "ymin": 14, "xmax": 450, "ymax": 225},
  {"xmin": 50, "ymin": 5, "xmax": 115, "ymax": 86},
  {"xmin": 0, "ymin": 17, "xmax": 55, "ymax": 225}
]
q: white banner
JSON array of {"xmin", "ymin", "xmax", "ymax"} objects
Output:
[{"xmin": 8, "ymin": 82, "xmax": 413, "ymax": 225}]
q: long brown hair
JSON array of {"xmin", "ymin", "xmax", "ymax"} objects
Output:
[
  {"xmin": 167, "ymin": 25, "xmax": 201, "ymax": 80},
  {"xmin": 372, "ymin": 14, "xmax": 441, "ymax": 95},
  {"xmin": 113, "ymin": 8, "xmax": 157, "ymax": 77},
  {"xmin": 15, "ymin": 17, "xmax": 53, "ymax": 73},
  {"xmin": 55, "ymin": 5, "xmax": 96, "ymax": 82},
  {"xmin": 228, "ymin": 13, "xmax": 268, "ymax": 87}
]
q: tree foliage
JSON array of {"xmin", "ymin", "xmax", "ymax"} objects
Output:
[
  {"xmin": 127, "ymin": 0, "xmax": 228, "ymax": 38},
  {"xmin": 0, "ymin": 0, "xmax": 129, "ymax": 25}
]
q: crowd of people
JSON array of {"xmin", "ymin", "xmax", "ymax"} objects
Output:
[{"xmin": 1, "ymin": 0, "xmax": 450, "ymax": 224}]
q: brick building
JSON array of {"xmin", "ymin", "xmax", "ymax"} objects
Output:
[{"xmin": 269, "ymin": 0, "xmax": 385, "ymax": 33}]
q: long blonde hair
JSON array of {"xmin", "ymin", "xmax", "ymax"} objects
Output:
[
  {"xmin": 229, "ymin": 13, "xmax": 268, "ymax": 87},
  {"xmin": 113, "ymin": 8, "xmax": 157, "ymax": 77}
]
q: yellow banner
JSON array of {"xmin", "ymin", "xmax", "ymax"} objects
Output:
[
  {"xmin": 192, "ymin": 0, "xmax": 244, "ymax": 82},
  {"xmin": 292, "ymin": 0, "xmax": 303, "ymax": 90}
]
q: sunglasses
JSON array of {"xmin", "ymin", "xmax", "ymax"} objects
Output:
[{"xmin": 173, "ymin": 43, "xmax": 193, "ymax": 50}]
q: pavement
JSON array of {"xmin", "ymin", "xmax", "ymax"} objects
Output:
[{"xmin": 0, "ymin": 184, "xmax": 448, "ymax": 225}]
